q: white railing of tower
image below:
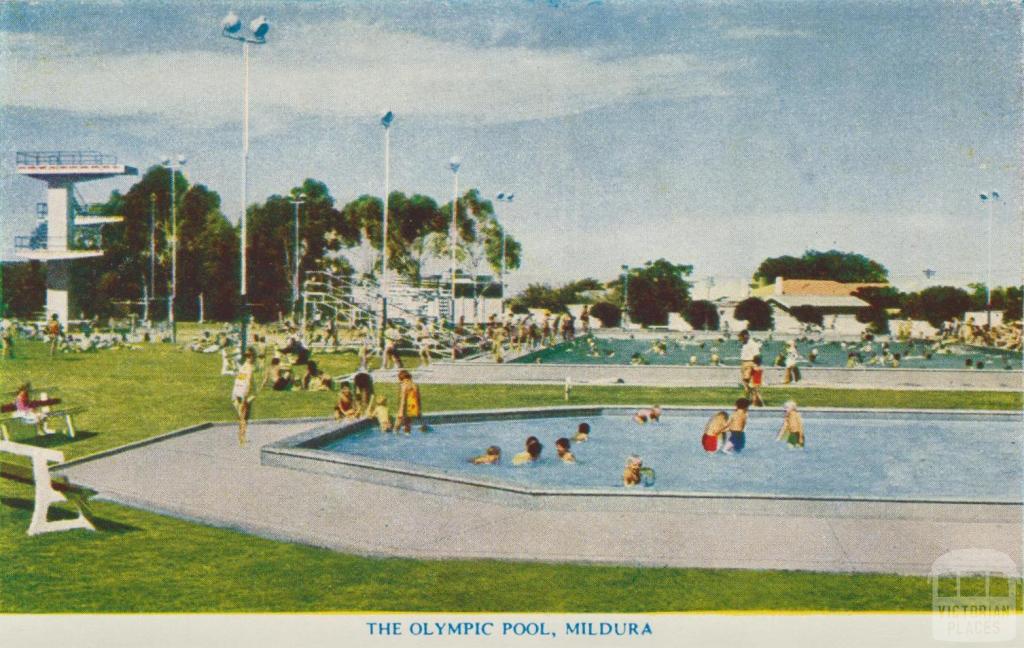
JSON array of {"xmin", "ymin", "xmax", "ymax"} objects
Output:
[{"xmin": 300, "ymin": 271, "xmax": 484, "ymax": 361}]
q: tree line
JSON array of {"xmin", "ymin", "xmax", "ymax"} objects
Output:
[{"xmin": 1, "ymin": 166, "xmax": 521, "ymax": 322}]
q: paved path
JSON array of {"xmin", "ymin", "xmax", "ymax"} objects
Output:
[
  {"xmin": 59, "ymin": 421, "xmax": 1022, "ymax": 576},
  {"xmin": 404, "ymin": 362, "xmax": 1023, "ymax": 391}
]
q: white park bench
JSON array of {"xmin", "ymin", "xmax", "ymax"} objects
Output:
[{"xmin": 0, "ymin": 440, "xmax": 96, "ymax": 536}]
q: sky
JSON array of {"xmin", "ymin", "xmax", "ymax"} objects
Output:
[{"xmin": 1, "ymin": 0, "xmax": 1021, "ymax": 294}]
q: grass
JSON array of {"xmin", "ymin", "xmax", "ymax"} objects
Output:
[{"xmin": 0, "ymin": 339, "xmax": 1020, "ymax": 612}]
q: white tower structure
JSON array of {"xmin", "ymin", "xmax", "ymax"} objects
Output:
[{"xmin": 15, "ymin": 151, "xmax": 137, "ymax": 323}]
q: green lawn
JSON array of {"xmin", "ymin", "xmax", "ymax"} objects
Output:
[{"xmin": 0, "ymin": 340, "xmax": 1020, "ymax": 612}]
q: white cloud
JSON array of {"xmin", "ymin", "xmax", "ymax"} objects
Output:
[
  {"xmin": 722, "ymin": 26, "xmax": 812, "ymax": 40},
  {"xmin": 1, "ymin": 21, "xmax": 738, "ymax": 128}
]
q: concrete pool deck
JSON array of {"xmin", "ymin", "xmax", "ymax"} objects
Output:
[
  {"xmin": 57, "ymin": 419, "xmax": 1022, "ymax": 576},
  {"xmin": 398, "ymin": 361, "xmax": 1024, "ymax": 391}
]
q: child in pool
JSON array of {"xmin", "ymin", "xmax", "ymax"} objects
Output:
[
  {"xmin": 471, "ymin": 446, "xmax": 501, "ymax": 464},
  {"xmin": 555, "ymin": 437, "xmax": 576, "ymax": 463},
  {"xmin": 372, "ymin": 395, "xmax": 392, "ymax": 432},
  {"xmin": 722, "ymin": 398, "xmax": 751, "ymax": 454},
  {"xmin": 776, "ymin": 400, "xmax": 805, "ymax": 448},
  {"xmin": 513, "ymin": 436, "xmax": 543, "ymax": 465},
  {"xmin": 623, "ymin": 455, "xmax": 643, "ymax": 487},
  {"xmin": 334, "ymin": 382, "xmax": 358, "ymax": 420},
  {"xmin": 574, "ymin": 422, "xmax": 591, "ymax": 442},
  {"xmin": 701, "ymin": 410, "xmax": 729, "ymax": 453},
  {"xmin": 633, "ymin": 406, "xmax": 662, "ymax": 424},
  {"xmin": 397, "ymin": 369, "xmax": 424, "ymax": 434}
]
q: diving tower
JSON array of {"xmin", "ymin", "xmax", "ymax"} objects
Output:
[{"xmin": 15, "ymin": 151, "xmax": 137, "ymax": 322}]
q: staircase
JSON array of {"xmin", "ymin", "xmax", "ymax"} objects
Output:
[{"xmin": 301, "ymin": 271, "xmax": 472, "ymax": 360}]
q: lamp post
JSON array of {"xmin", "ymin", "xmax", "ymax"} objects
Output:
[
  {"xmin": 148, "ymin": 192, "xmax": 156, "ymax": 325},
  {"xmin": 496, "ymin": 192, "xmax": 514, "ymax": 314},
  {"xmin": 380, "ymin": 111, "xmax": 394, "ymax": 351},
  {"xmin": 289, "ymin": 192, "xmax": 306, "ymax": 315},
  {"xmin": 221, "ymin": 11, "xmax": 269, "ymax": 353},
  {"xmin": 449, "ymin": 156, "xmax": 461, "ymax": 313},
  {"xmin": 160, "ymin": 155, "xmax": 186, "ymax": 343},
  {"xmin": 621, "ymin": 264, "xmax": 630, "ymax": 328},
  {"xmin": 979, "ymin": 191, "xmax": 1000, "ymax": 328}
]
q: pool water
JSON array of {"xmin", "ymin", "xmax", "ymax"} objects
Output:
[
  {"xmin": 319, "ymin": 410, "xmax": 1023, "ymax": 502},
  {"xmin": 513, "ymin": 336, "xmax": 1022, "ymax": 370}
]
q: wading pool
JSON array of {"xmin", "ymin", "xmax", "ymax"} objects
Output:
[{"xmin": 263, "ymin": 407, "xmax": 1022, "ymax": 504}]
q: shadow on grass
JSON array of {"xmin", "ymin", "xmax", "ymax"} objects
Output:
[
  {"xmin": 1, "ymin": 496, "xmax": 141, "ymax": 533},
  {"xmin": 8, "ymin": 431, "xmax": 100, "ymax": 448}
]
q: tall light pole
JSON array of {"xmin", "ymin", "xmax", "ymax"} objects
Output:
[
  {"xmin": 621, "ymin": 264, "xmax": 630, "ymax": 328},
  {"xmin": 496, "ymin": 192, "xmax": 514, "ymax": 314},
  {"xmin": 449, "ymin": 156, "xmax": 461, "ymax": 311},
  {"xmin": 380, "ymin": 110, "xmax": 394, "ymax": 350},
  {"xmin": 161, "ymin": 155, "xmax": 186, "ymax": 343},
  {"xmin": 979, "ymin": 191, "xmax": 1000, "ymax": 328},
  {"xmin": 148, "ymin": 193, "xmax": 156, "ymax": 325},
  {"xmin": 289, "ymin": 192, "xmax": 306, "ymax": 315},
  {"xmin": 221, "ymin": 11, "xmax": 269, "ymax": 353}
]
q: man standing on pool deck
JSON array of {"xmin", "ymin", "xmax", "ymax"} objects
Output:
[
  {"xmin": 722, "ymin": 398, "xmax": 751, "ymax": 454},
  {"xmin": 738, "ymin": 330, "xmax": 761, "ymax": 397}
]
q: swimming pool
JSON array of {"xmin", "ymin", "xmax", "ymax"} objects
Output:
[
  {"xmin": 266, "ymin": 408, "xmax": 1023, "ymax": 504},
  {"xmin": 512, "ymin": 337, "xmax": 1023, "ymax": 370}
]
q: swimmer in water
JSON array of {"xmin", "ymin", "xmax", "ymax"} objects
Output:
[
  {"xmin": 470, "ymin": 446, "xmax": 501, "ymax": 464},
  {"xmin": 623, "ymin": 455, "xmax": 643, "ymax": 487},
  {"xmin": 776, "ymin": 400, "xmax": 805, "ymax": 448},
  {"xmin": 722, "ymin": 398, "xmax": 751, "ymax": 454},
  {"xmin": 701, "ymin": 410, "xmax": 729, "ymax": 453},
  {"xmin": 633, "ymin": 406, "xmax": 662, "ymax": 424},
  {"xmin": 574, "ymin": 422, "xmax": 591, "ymax": 442},
  {"xmin": 555, "ymin": 437, "xmax": 576, "ymax": 463},
  {"xmin": 513, "ymin": 436, "xmax": 543, "ymax": 465}
]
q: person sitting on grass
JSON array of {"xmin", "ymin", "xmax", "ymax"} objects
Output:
[
  {"xmin": 633, "ymin": 406, "xmax": 662, "ymax": 424},
  {"xmin": 776, "ymin": 400, "xmax": 805, "ymax": 449},
  {"xmin": 397, "ymin": 370, "xmax": 425, "ymax": 434},
  {"xmin": 470, "ymin": 446, "xmax": 501, "ymax": 464},
  {"xmin": 701, "ymin": 410, "xmax": 729, "ymax": 453},
  {"xmin": 301, "ymin": 361, "xmax": 332, "ymax": 391},
  {"xmin": 512, "ymin": 436, "xmax": 543, "ymax": 465},
  {"xmin": 555, "ymin": 437, "xmax": 576, "ymax": 463},
  {"xmin": 574, "ymin": 422, "xmax": 591, "ymax": 442},
  {"xmin": 262, "ymin": 357, "xmax": 293, "ymax": 391},
  {"xmin": 334, "ymin": 382, "xmax": 358, "ymax": 420}
]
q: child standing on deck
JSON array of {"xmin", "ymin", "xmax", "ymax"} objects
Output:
[
  {"xmin": 722, "ymin": 398, "xmax": 751, "ymax": 454},
  {"xmin": 231, "ymin": 349, "xmax": 257, "ymax": 446},
  {"xmin": 749, "ymin": 356, "xmax": 766, "ymax": 407},
  {"xmin": 397, "ymin": 370, "xmax": 424, "ymax": 434}
]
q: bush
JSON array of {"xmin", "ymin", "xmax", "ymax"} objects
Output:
[
  {"xmin": 509, "ymin": 303, "xmax": 530, "ymax": 315},
  {"xmin": 734, "ymin": 298, "xmax": 774, "ymax": 331},
  {"xmin": 683, "ymin": 300, "xmax": 719, "ymax": 330},
  {"xmin": 589, "ymin": 301, "xmax": 621, "ymax": 328},
  {"xmin": 789, "ymin": 305, "xmax": 824, "ymax": 326},
  {"xmin": 856, "ymin": 305, "xmax": 890, "ymax": 334},
  {"xmin": 902, "ymin": 286, "xmax": 972, "ymax": 328}
]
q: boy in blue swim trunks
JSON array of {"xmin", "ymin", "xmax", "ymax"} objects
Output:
[{"xmin": 722, "ymin": 398, "xmax": 751, "ymax": 454}]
